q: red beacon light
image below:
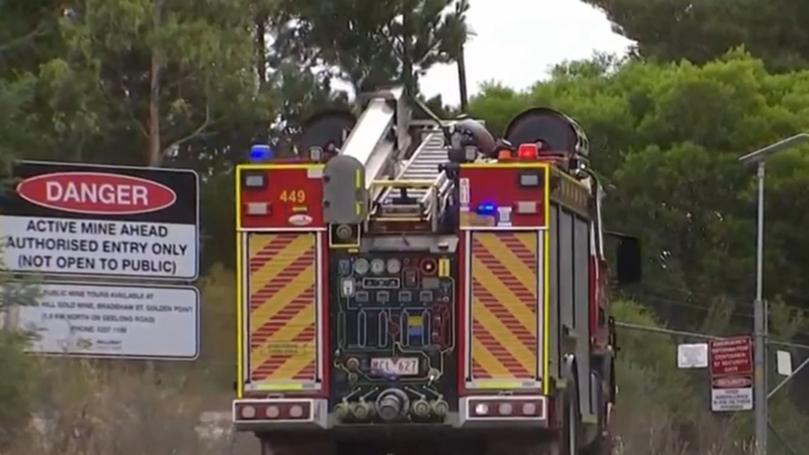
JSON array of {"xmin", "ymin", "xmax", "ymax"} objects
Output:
[
  {"xmin": 517, "ymin": 143, "xmax": 539, "ymax": 160},
  {"xmin": 497, "ymin": 149, "xmax": 513, "ymax": 161}
]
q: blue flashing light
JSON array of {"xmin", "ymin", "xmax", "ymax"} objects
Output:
[
  {"xmin": 476, "ymin": 201, "xmax": 497, "ymax": 215},
  {"xmin": 249, "ymin": 144, "xmax": 274, "ymax": 162}
]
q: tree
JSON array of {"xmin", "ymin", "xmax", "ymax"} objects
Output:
[
  {"xmin": 271, "ymin": 0, "xmax": 469, "ymax": 95},
  {"xmin": 0, "ymin": 0, "xmax": 282, "ymax": 271},
  {"xmin": 0, "ymin": 0, "xmax": 277, "ymax": 168},
  {"xmin": 469, "ymin": 50, "xmax": 809, "ymax": 317},
  {"xmin": 584, "ymin": 0, "xmax": 809, "ymax": 71},
  {"xmin": 0, "ymin": 0, "xmax": 64, "ymax": 75}
]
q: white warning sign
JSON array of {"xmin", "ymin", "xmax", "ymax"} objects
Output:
[
  {"xmin": 0, "ymin": 217, "xmax": 196, "ymax": 279},
  {"xmin": 0, "ymin": 161, "xmax": 199, "ymax": 280},
  {"xmin": 711, "ymin": 379, "xmax": 753, "ymax": 412},
  {"xmin": 12, "ymin": 282, "xmax": 199, "ymax": 360}
]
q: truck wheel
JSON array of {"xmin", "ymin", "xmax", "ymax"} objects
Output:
[
  {"xmin": 482, "ymin": 435, "xmax": 547, "ymax": 455},
  {"xmin": 259, "ymin": 434, "xmax": 336, "ymax": 455},
  {"xmin": 581, "ymin": 436, "xmax": 612, "ymax": 455},
  {"xmin": 561, "ymin": 388, "xmax": 580, "ymax": 455}
]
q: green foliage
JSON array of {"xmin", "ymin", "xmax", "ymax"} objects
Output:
[
  {"xmin": 271, "ymin": 0, "xmax": 469, "ymax": 94},
  {"xmin": 0, "ymin": 247, "xmax": 41, "ymax": 448},
  {"xmin": 0, "ymin": 331, "xmax": 36, "ymax": 448},
  {"xmin": 470, "ymin": 50, "xmax": 809, "ymax": 313},
  {"xmin": 0, "ymin": 0, "xmax": 276, "ymax": 167},
  {"xmin": 193, "ymin": 263, "xmax": 236, "ymax": 393},
  {"xmin": 584, "ymin": 0, "xmax": 809, "ymax": 72},
  {"xmin": 8, "ymin": 359, "xmax": 247, "ymax": 455}
]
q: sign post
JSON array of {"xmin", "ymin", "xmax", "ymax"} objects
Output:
[
  {"xmin": 1, "ymin": 160, "xmax": 200, "ymax": 361},
  {"xmin": 709, "ymin": 336, "xmax": 754, "ymax": 412}
]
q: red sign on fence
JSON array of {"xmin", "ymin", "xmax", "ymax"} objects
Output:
[{"xmin": 709, "ymin": 336, "xmax": 753, "ymax": 376}]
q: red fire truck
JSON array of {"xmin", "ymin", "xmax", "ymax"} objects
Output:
[{"xmin": 232, "ymin": 86, "xmax": 641, "ymax": 455}]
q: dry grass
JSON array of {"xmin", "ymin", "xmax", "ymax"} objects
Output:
[{"xmin": 3, "ymin": 359, "xmax": 256, "ymax": 455}]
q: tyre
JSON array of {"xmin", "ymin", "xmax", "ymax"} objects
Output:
[
  {"xmin": 259, "ymin": 434, "xmax": 336, "ymax": 455},
  {"xmin": 581, "ymin": 436, "xmax": 613, "ymax": 455},
  {"xmin": 561, "ymin": 388, "xmax": 580, "ymax": 455}
]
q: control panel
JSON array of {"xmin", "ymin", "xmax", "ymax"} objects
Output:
[{"xmin": 329, "ymin": 252, "xmax": 457, "ymax": 424}]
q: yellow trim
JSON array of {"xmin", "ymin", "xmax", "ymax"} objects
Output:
[
  {"xmin": 331, "ymin": 244, "xmax": 360, "ymax": 250},
  {"xmin": 236, "ymin": 166, "xmax": 243, "ymax": 231},
  {"xmin": 253, "ymin": 382, "xmax": 307, "ymax": 391},
  {"xmin": 236, "ymin": 163, "xmax": 324, "ymax": 170},
  {"xmin": 329, "ymin": 227, "xmax": 361, "ymax": 249},
  {"xmin": 460, "ymin": 162, "xmax": 550, "ymax": 169},
  {"xmin": 235, "ymin": 167, "xmax": 244, "ymax": 399},
  {"xmin": 438, "ymin": 258, "xmax": 450, "ymax": 277},
  {"xmin": 552, "ymin": 166, "xmax": 587, "ymax": 188},
  {"xmin": 470, "ymin": 380, "xmax": 532, "ymax": 389},
  {"xmin": 543, "ymin": 230, "xmax": 550, "ymax": 395},
  {"xmin": 544, "ymin": 166, "xmax": 550, "ymax": 229},
  {"xmin": 543, "ymin": 166, "xmax": 551, "ymax": 395},
  {"xmin": 355, "ymin": 169, "xmax": 362, "ymax": 188}
]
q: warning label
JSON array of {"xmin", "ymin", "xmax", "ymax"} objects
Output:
[
  {"xmin": 710, "ymin": 336, "xmax": 753, "ymax": 376},
  {"xmin": 0, "ymin": 216, "xmax": 196, "ymax": 279},
  {"xmin": 711, "ymin": 381, "xmax": 753, "ymax": 412},
  {"xmin": 13, "ymin": 282, "xmax": 198, "ymax": 359},
  {"xmin": 0, "ymin": 160, "xmax": 199, "ymax": 281}
]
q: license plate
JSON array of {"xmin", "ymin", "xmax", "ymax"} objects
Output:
[{"xmin": 370, "ymin": 357, "xmax": 419, "ymax": 376}]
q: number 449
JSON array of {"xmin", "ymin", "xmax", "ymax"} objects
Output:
[{"xmin": 279, "ymin": 189, "xmax": 306, "ymax": 203}]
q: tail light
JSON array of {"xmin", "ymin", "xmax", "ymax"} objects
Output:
[
  {"xmin": 240, "ymin": 405, "xmax": 257, "ymax": 419},
  {"xmin": 498, "ymin": 402, "xmax": 513, "ymax": 415},
  {"xmin": 266, "ymin": 405, "xmax": 280, "ymax": 418},
  {"xmin": 517, "ymin": 143, "xmax": 539, "ymax": 160}
]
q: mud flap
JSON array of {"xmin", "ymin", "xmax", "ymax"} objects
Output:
[{"xmin": 561, "ymin": 327, "xmax": 596, "ymax": 428}]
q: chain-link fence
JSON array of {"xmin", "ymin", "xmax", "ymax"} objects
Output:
[{"xmin": 610, "ymin": 297, "xmax": 809, "ymax": 455}]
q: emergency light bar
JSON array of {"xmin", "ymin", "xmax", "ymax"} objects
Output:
[{"xmin": 249, "ymin": 144, "xmax": 273, "ymax": 162}]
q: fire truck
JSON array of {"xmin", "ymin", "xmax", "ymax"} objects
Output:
[{"xmin": 232, "ymin": 86, "xmax": 641, "ymax": 455}]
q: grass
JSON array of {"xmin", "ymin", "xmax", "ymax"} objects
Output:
[{"xmin": 4, "ymin": 359, "xmax": 251, "ymax": 455}]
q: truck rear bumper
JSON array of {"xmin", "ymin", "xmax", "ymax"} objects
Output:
[
  {"xmin": 233, "ymin": 398, "xmax": 329, "ymax": 432},
  {"xmin": 233, "ymin": 395, "xmax": 549, "ymax": 433}
]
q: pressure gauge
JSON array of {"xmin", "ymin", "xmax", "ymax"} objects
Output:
[
  {"xmin": 353, "ymin": 258, "xmax": 369, "ymax": 275},
  {"xmin": 387, "ymin": 258, "xmax": 402, "ymax": 274},
  {"xmin": 371, "ymin": 258, "xmax": 385, "ymax": 275}
]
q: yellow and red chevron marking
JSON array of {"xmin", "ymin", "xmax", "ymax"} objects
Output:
[
  {"xmin": 470, "ymin": 231, "xmax": 539, "ymax": 381},
  {"xmin": 247, "ymin": 233, "xmax": 318, "ymax": 385}
]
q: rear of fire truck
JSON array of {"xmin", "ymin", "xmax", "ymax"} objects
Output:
[{"xmin": 232, "ymin": 86, "xmax": 641, "ymax": 455}]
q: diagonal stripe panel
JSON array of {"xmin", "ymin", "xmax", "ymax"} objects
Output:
[
  {"xmin": 247, "ymin": 233, "xmax": 318, "ymax": 385},
  {"xmin": 470, "ymin": 231, "xmax": 540, "ymax": 383}
]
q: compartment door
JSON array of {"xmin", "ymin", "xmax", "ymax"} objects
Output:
[
  {"xmin": 466, "ymin": 230, "xmax": 544, "ymax": 390},
  {"xmin": 244, "ymin": 232, "xmax": 320, "ymax": 391}
]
